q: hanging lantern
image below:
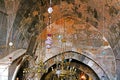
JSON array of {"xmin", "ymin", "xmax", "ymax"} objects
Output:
[
  {"xmin": 9, "ymin": 57, "xmax": 12, "ymax": 62},
  {"xmin": 45, "ymin": 34, "xmax": 53, "ymax": 49},
  {"xmin": 45, "ymin": 34, "xmax": 52, "ymax": 45},
  {"xmin": 46, "ymin": 0, "xmax": 53, "ymax": 49},
  {"xmin": 45, "ymin": 37, "xmax": 52, "ymax": 45},
  {"xmin": 9, "ymin": 42, "xmax": 13, "ymax": 47},
  {"xmin": 47, "ymin": 34, "xmax": 52, "ymax": 37},
  {"xmin": 58, "ymin": 34, "xmax": 63, "ymax": 40},
  {"xmin": 48, "ymin": 7, "xmax": 53, "ymax": 14}
]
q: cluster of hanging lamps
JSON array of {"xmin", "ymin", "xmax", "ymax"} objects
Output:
[{"xmin": 45, "ymin": 0, "xmax": 53, "ymax": 49}]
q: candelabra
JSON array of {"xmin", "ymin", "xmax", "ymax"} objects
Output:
[
  {"xmin": 22, "ymin": 55, "xmax": 48, "ymax": 80},
  {"xmin": 23, "ymin": 60, "xmax": 47, "ymax": 74}
]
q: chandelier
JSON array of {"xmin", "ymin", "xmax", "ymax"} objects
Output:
[
  {"xmin": 45, "ymin": 57, "xmax": 87, "ymax": 80},
  {"xmin": 51, "ymin": 58, "xmax": 77, "ymax": 78}
]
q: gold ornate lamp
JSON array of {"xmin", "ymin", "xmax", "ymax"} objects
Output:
[{"xmin": 51, "ymin": 58, "xmax": 77, "ymax": 79}]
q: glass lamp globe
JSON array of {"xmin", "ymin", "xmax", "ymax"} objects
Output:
[
  {"xmin": 9, "ymin": 42, "xmax": 13, "ymax": 47},
  {"xmin": 45, "ymin": 39, "xmax": 52, "ymax": 45},
  {"xmin": 48, "ymin": 7, "xmax": 53, "ymax": 14},
  {"xmin": 45, "ymin": 36, "xmax": 53, "ymax": 45},
  {"xmin": 46, "ymin": 45, "xmax": 51, "ymax": 49}
]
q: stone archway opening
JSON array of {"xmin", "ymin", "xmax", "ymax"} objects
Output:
[
  {"xmin": 15, "ymin": 60, "xmax": 29, "ymax": 80},
  {"xmin": 40, "ymin": 51, "xmax": 109, "ymax": 80},
  {"xmin": 41, "ymin": 58, "xmax": 99, "ymax": 80}
]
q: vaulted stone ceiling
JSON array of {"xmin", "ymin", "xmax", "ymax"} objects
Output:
[
  {"xmin": 0, "ymin": 0, "xmax": 120, "ymax": 79},
  {"xmin": 0, "ymin": 0, "xmax": 119, "ymax": 56}
]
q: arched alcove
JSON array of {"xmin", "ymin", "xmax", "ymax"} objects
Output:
[
  {"xmin": 41, "ymin": 51, "xmax": 109, "ymax": 80},
  {"xmin": 41, "ymin": 58, "xmax": 99, "ymax": 80}
]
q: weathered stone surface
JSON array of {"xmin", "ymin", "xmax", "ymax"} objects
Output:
[{"xmin": 0, "ymin": 0, "xmax": 120, "ymax": 80}]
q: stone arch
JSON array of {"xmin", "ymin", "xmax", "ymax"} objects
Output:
[
  {"xmin": 11, "ymin": 55, "xmax": 31, "ymax": 80},
  {"xmin": 43, "ymin": 51, "xmax": 109, "ymax": 80},
  {"xmin": 35, "ymin": 13, "xmax": 116, "ymax": 79}
]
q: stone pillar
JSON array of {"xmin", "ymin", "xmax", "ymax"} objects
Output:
[{"xmin": 0, "ymin": 65, "xmax": 9, "ymax": 80}]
